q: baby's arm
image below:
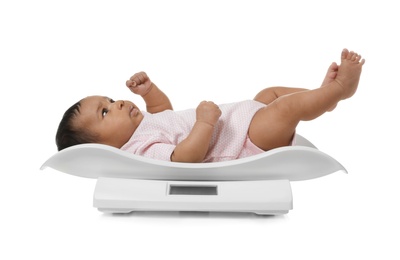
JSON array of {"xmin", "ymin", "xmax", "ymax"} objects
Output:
[
  {"xmin": 126, "ymin": 72, "xmax": 173, "ymax": 113},
  {"xmin": 171, "ymin": 101, "xmax": 221, "ymax": 163}
]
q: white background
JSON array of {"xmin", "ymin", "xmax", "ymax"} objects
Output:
[{"xmin": 1, "ymin": 0, "xmax": 399, "ymax": 259}]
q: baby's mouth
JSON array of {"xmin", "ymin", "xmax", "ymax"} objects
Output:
[{"xmin": 129, "ymin": 105, "xmax": 139, "ymax": 117}]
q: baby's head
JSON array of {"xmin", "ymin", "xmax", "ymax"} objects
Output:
[{"xmin": 56, "ymin": 96, "xmax": 143, "ymax": 151}]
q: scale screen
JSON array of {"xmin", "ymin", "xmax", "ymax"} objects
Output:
[{"xmin": 169, "ymin": 185, "xmax": 218, "ymax": 195}]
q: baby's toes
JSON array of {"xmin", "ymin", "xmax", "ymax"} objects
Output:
[
  {"xmin": 347, "ymin": 51, "xmax": 355, "ymax": 60},
  {"xmin": 341, "ymin": 48, "xmax": 349, "ymax": 61},
  {"xmin": 355, "ymin": 54, "xmax": 362, "ymax": 63},
  {"xmin": 352, "ymin": 52, "xmax": 359, "ymax": 62}
]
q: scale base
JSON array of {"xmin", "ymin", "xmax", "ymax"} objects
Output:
[{"xmin": 94, "ymin": 178, "xmax": 293, "ymax": 216}]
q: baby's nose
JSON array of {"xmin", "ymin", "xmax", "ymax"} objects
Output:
[{"xmin": 114, "ymin": 100, "xmax": 125, "ymax": 109}]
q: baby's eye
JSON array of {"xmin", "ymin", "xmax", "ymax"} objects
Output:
[
  {"xmin": 109, "ymin": 99, "xmax": 115, "ymax": 103},
  {"xmin": 102, "ymin": 108, "xmax": 108, "ymax": 117}
]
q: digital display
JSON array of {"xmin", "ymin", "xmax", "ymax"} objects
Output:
[{"xmin": 169, "ymin": 185, "xmax": 218, "ymax": 195}]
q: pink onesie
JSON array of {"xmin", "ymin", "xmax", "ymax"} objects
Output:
[{"xmin": 121, "ymin": 100, "xmax": 266, "ymax": 162}]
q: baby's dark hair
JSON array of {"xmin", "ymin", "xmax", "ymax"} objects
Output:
[{"xmin": 55, "ymin": 101, "xmax": 98, "ymax": 151}]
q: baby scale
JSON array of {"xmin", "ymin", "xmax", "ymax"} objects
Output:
[{"xmin": 40, "ymin": 134, "xmax": 346, "ymax": 215}]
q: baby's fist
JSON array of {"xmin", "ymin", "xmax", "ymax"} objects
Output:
[
  {"xmin": 196, "ymin": 101, "xmax": 222, "ymax": 127},
  {"xmin": 126, "ymin": 71, "xmax": 153, "ymax": 96}
]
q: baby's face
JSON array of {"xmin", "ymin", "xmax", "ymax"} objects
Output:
[{"xmin": 76, "ymin": 96, "xmax": 143, "ymax": 148}]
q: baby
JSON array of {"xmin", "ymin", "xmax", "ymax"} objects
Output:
[{"xmin": 56, "ymin": 48, "xmax": 365, "ymax": 163}]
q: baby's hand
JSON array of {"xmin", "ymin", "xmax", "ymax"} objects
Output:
[
  {"xmin": 196, "ymin": 101, "xmax": 222, "ymax": 127},
  {"xmin": 126, "ymin": 71, "xmax": 153, "ymax": 96}
]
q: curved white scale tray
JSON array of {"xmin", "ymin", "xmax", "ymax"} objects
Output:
[{"xmin": 41, "ymin": 134, "xmax": 347, "ymax": 181}]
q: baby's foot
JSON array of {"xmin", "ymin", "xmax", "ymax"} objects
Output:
[
  {"xmin": 334, "ymin": 48, "xmax": 365, "ymax": 100},
  {"xmin": 321, "ymin": 62, "xmax": 339, "ymax": 111}
]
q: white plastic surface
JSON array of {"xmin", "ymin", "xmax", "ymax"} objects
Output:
[
  {"xmin": 94, "ymin": 178, "xmax": 293, "ymax": 215},
  {"xmin": 40, "ymin": 134, "xmax": 347, "ymax": 181}
]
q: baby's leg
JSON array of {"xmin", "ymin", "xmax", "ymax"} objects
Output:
[
  {"xmin": 254, "ymin": 62, "xmax": 339, "ymax": 105},
  {"xmin": 249, "ymin": 49, "xmax": 365, "ymax": 151},
  {"xmin": 254, "ymin": 87, "xmax": 308, "ymax": 105}
]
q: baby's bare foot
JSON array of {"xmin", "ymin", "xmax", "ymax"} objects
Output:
[{"xmin": 334, "ymin": 48, "xmax": 365, "ymax": 99}]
